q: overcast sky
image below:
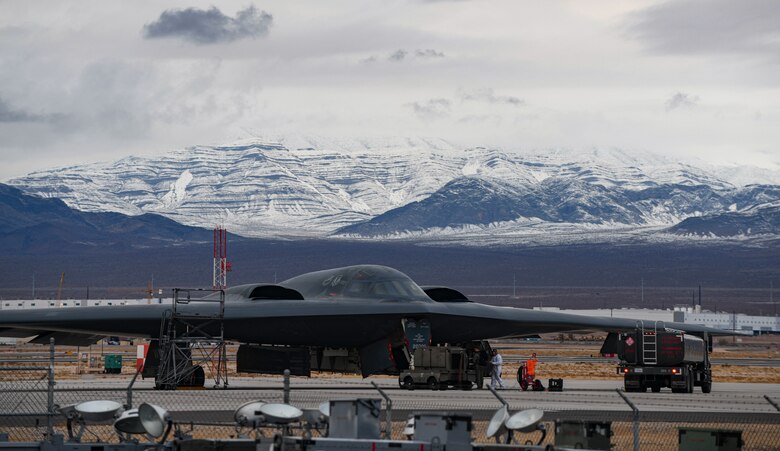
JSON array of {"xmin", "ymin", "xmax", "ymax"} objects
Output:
[{"xmin": 1, "ymin": 0, "xmax": 779, "ymax": 179}]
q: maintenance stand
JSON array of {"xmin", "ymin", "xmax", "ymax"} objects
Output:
[{"xmin": 155, "ymin": 288, "xmax": 229, "ymax": 390}]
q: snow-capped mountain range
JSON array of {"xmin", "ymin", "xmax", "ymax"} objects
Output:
[{"xmin": 7, "ymin": 136, "xmax": 780, "ymax": 242}]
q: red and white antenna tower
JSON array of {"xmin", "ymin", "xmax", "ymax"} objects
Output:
[{"xmin": 213, "ymin": 227, "xmax": 231, "ymax": 289}]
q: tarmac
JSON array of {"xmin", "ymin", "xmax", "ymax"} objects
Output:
[{"xmin": 40, "ymin": 376, "xmax": 780, "ymax": 416}]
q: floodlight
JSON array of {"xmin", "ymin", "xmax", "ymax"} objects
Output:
[
  {"xmin": 233, "ymin": 400, "xmax": 266, "ymax": 426},
  {"xmin": 74, "ymin": 400, "xmax": 123, "ymax": 423},
  {"xmin": 318, "ymin": 401, "xmax": 330, "ymax": 418},
  {"xmin": 258, "ymin": 403, "xmax": 303, "ymax": 424},
  {"xmin": 138, "ymin": 403, "xmax": 170, "ymax": 438},
  {"xmin": 505, "ymin": 409, "xmax": 544, "ymax": 433},
  {"xmin": 114, "ymin": 409, "xmax": 146, "ymax": 435},
  {"xmin": 403, "ymin": 416, "xmax": 415, "ymax": 439},
  {"xmin": 486, "ymin": 404, "xmax": 509, "ymax": 439}
]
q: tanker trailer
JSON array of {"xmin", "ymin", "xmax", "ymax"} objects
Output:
[{"xmin": 617, "ymin": 329, "xmax": 711, "ymax": 393}]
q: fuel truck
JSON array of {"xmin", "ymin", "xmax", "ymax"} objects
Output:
[{"xmin": 616, "ymin": 326, "xmax": 712, "ymax": 393}]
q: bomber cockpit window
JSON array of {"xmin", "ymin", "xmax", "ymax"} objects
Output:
[{"xmin": 281, "ymin": 265, "xmax": 432, "ymax": 302}]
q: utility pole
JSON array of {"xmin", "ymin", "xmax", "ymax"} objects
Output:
[
  {"xmin": 641, "ymin": 278, "xmax": 644, "ymax": 305},
  {"xmin": 32, "ymin": 273, "xmax": 35, "ymax": 299},
  {"xmin": 772, "ymin": 280, "xmax": 775, "ymax": 317},
  {"xmin": 698, "ymin": 284, "xmax": 702, "ymax": 309}
]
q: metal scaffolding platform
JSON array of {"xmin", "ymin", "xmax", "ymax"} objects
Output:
[{"xmin": 155, "ymin": 288, "xmax": 228, "ymax": 390}]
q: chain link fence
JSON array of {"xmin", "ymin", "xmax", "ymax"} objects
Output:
[{"xmin": 1, "ymin": 348, "xmax": 779, "ymax": 450}]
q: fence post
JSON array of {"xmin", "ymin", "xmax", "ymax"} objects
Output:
[
  {"xmin": 126, "ymin": 367, "xmax": 142, "ymax": 409},
  {"xmin": 371, "ymin": 381, "xmax": 393, "ymax": 440},
  {"xmin": 616, "ymin": 389, "xmax": 639, "ymax": 451},
  {"xmin": 47, "ymin": 337, "xmax": 55, "ymax": 441},
  {"xmin": 283, "ymin": 369, "xmax": 290, "ymax": 404}
]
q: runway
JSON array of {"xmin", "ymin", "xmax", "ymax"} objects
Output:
[{"xmin": 32, "ymin": 376, "xmax": 780, "ymax": 417}]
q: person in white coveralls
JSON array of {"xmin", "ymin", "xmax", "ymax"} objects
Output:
[{"xmin": 490, "ymin": 349, "xmax": 504, "ymax": 389}]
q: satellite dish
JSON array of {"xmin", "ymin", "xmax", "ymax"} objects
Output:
[
  {"xmin": 114, "ymin": 409, "xmax": 146, "ymax": 435},
  {"xmin": 74, "ymin": 400, "xmax": 123, "ymax": 423},
  {"xmin": 138, "ymin": 403, "xmax": 170, "ymax": 438},
  {"xmin": 318, "ymin": 401, "xmax": 330, "ymax": 418},
  {"xmin": 486, "ymin": 404, "xmax": 509, "ymax": 438},
  {"xmin": 505, "ymin": 409, "xmax": 544, "ymax": 433},
  {"xmin": 259, "ymin": 403, "xmax": 303, "ymax": 424},
  {"xmin": 233, "ymin": 400, "xmax": 266, "ymax": 426}
]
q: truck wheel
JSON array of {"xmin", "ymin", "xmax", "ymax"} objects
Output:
[
  {"xmin": 686, "ymin": 376, "xmax": 694, "ymax": 394},
  {"xmin": 701, "ymin": 380, "xmax": 712, "ymax": 394},
  {"xmin": 427, "ymin": 377, "xmax": 439, "ymax": 391},
  {"xmin": 651, "ymin": 384, "xmax": 661, "ymax": 393},
  {"xmin": 403, "ymin": 376, "xmax": 415, "ymax": 391}
]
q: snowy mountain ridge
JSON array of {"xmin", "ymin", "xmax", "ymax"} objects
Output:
[{"xmin": 7, "ymin": 137, "xmax": 780, "ymax": 240}]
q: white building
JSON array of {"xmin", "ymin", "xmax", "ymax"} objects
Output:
[
  {"xmin": 674, "ymin": 307, "xmax": 780, "ymax": 334},
  {"xmin": 534, "ymin": 306, "xmax": 780, "ymax": 334}
]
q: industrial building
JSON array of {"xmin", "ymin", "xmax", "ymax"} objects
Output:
[{"xmin": 534, "ymin": 306, "xmax": 780, "ymax": 334}]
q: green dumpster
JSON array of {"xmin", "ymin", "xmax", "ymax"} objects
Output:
[
  {"xmin": 104, "ymin": 354, "xmax": 122, "ymax": 374},
  {"xmin": 679, "ymin": 428, "xmax": 742, "ymax": 451},
  {"xmin": 554, "ymin": 420, "xmax": 612, "ymax": 450}
]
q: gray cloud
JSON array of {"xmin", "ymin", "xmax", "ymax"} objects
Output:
[
  {"xmin": 627, "ymin": 0, "xmax": 780, "ymax": 61},
  {"xmin": 415, "ymin": 49, "xmax": 445, "ymax": 58},
  {"xmin": 143, "ymin": 5, "xmax": 273, "ymax": 45},
  {"xmin": 0, "ymin": 97, "xmax": 63, "ymax": 123},
  {"xmin": 665, "ymin": 92, "xmax": 699, "ymax": 112},
  {"xmin": 459, "ymin": 88, "xmax": 524, "ymax": 106},
  {"xmin": 406, "ymin": 98, "xmax": 452, "ymax": 120},
  {"xmin": 388, "ymin": 49, "xmax": 408, "ymax": 61},
  {"xmin": 371, "ymin": 49, "xmax": 446, "ymax": 63}
]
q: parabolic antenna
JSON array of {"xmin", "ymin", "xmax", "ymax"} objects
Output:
[
  {"xmin": 318, "ymin": 401, "xmax": 330, "ymax": 418},
  {"xmin": 233, "ymin": 400, "xmax": 266, "ymax": 425},
  {"xmin": 486, "ymin": 404, "xmax": 509, "ymax": 438},
  {"xmin": 74, "ymin": 400, "xmax": 123, "ymax": 423},
  {"xmin": 259, "ymin": 403, "xmax": 303, "ymax": 424},
  {"xmin": 114, "ymin": 409, "xmax": 146, "ymax": 435},
  {"xmin": 138, "ymin": 403, "xmax": 170, "ymax": 438},
  {"xmin": 505, "ymin": 409, "xmax": 544, "ymax": 433}
]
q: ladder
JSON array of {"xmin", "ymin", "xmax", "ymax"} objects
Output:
[{"xmin": 636, "ymin": 320, "xmax": 665, "ymax": 365}]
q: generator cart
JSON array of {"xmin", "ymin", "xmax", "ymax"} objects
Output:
[{"xmin": 399, "ymin": 343, "xmax": 489, "ymax": 390}]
